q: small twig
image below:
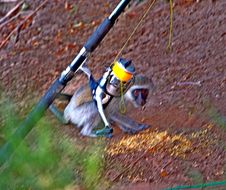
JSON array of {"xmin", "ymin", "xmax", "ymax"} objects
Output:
[
  {"xmin": 166, "ymin": 0, "xmax": 173, "ymax": 51},
  {"xmin": 0, "ymin": 0, "xmax": 48, "ymax": 49},
  {"xmin": 0, "ymin": 1, "xmax": 24, "ymax": 25},
  {"xmin": 0, "ymin": 0, "xmax": 17, "ymax": 3},
  {"xmin": 14, "ymin": 24, "xmax": 21, "ymax": 43},
  {"xmin": 0, "ymin": 11, "xmax": 33, "ymax": 29},
  {"xmin": 112, "ymin": 150, "xmax": 148, "ymax": 182},
  {"xmin": 0, "ymin": 11, "xmax": 20, "ymax": 29},
  {"xmin": 176, "ymin": 81, "xmax": 202, "ymax": 87}
]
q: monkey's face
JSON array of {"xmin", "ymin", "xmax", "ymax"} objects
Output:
[
  {"xmin": 132, "ymin": 88, "xmax": 149, "ymax": 107},
  {"xmin": 124, "ymin": 74, "xmax": 155, "ymax": 108}
]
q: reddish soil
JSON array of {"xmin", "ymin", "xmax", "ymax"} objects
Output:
[{"xmin": 0, "ymin": 0, "xmax": 225, "ymax": 189}]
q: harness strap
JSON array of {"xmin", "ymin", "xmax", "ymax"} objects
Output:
[
  {"xmin": 89, "ymin": 75, "xmax": 98, "ymax": 91},
  {"xmin": 89, "ymin": 74, "xmax": 113, "ymax": 110}
]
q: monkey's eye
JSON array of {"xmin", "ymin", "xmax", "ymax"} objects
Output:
[
  {"xmin": 141, "ymin": 89, "xmax": 149, "ymax": 99},
  {"xmin": 133, "ymin": 89, "xmax": 139, "ymax": 97}
]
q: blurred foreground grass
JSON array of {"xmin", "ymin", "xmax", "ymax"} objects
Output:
[{"xmin": 0, "ymin": 93, "xmax": 104, "ymax": 190}]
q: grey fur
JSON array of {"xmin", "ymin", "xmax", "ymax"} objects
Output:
[{"xmin": 63, "ymin": 74, "xmax": 154, "ymax": 137}]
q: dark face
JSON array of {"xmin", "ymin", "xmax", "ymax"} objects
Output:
[{"xmin": 132, "ymin": 88, "xmax": 149, "ymax": 106}]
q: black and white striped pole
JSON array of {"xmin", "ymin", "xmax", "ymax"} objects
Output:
[{"xmin": 0, "ymin": 0, "xmax": 131, "ymax": 166}]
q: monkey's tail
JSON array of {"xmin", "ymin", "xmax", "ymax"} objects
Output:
[
  {"xmin": 49, "ymin": 104, "xmax": 68, "ymax": 124},
  {"xmin": 49, "ymin": 93, "xmax": 72, "ymax": 124}
]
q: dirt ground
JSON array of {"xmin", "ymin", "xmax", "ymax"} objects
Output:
[{"xmin": 0, "ymin": 0, "xmax": 225, "ymax": 189}]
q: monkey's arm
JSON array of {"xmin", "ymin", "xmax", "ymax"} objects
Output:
[
  {"xmin": 95, "ymin": 87, "xmax": 110, "ymax": 127},
  {"xmin": 110, "ymin": 112, "xmax": 150, "ymax": 134}
]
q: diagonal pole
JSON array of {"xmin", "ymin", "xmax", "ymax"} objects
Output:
[{"xmin": 0, "ymin": 0, "xmax": 131, "ymax": 167}]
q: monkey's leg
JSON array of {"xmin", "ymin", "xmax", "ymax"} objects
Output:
[
  {"xmin": 80, "ymin": 115, "xmax": 102, "ymax": 137},
  {"xmin": 110, "ymin": 113, "xmax": 150, "ymax": 134},
  {"xmin": 56, "ymin": 93, "xmax": 72, "ymax": 101},
  {"xmin": 80, "ymin": 124, "xmax": 97, "ymax": 137},
  {"xmin": 49, "ymin": 104, "xmax": 68, "ymax": 124}
]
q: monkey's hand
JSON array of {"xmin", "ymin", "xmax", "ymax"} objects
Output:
[{"xmin": 95, "ymin": 126, "xmax": 113, "ymax": 138}]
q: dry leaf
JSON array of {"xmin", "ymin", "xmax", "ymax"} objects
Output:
[{"xmin": 160, "ymin": 169, "xmax": 168, "ymax": 177}]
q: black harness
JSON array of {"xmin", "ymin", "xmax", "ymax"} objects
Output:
[{"xmin": 89, "ymin": 75, "xmax": 113, "ymax": 109}]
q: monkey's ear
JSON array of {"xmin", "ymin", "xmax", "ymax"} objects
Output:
[{"xmin": 149, "ymin": 78, "xmax": 156, "ymax": 91}]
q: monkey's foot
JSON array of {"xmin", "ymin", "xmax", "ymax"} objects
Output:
[
  {"xmin": 95, "ymin": 127, "xmax": 113, "ymax": 138},
  {"xmin": 129, "ymin": 124, "xmax": 150, "ymax": 134},
  {"xmin": 121, "ymin": 124, "xmax": 151, "ymax": 134}
]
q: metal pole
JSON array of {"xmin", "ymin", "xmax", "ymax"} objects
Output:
[{"xmin": 0, "ymin": 0, "xmax": 131, "ymax": 166}]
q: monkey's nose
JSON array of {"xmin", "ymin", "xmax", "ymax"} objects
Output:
[{"xmin": 140, "ymin": 100, "xmax": 146, "ymax": 106}]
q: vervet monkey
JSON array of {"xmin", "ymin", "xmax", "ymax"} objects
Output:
[
  {"xmin": 50, "ymin": 58, "xmax": 154, "ymax": 137},
  {"xmin": 62, "ymin": 74, "xmax": 154, "ymax": 137}
]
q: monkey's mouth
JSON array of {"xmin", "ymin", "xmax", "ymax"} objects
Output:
[
  {"xmin": 138, "ymin": 99, "xmax": 146, "ymax": 107},
  {"xmin": 142, "ymin": 105, "xmax": 146, "ymax": 111}
]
